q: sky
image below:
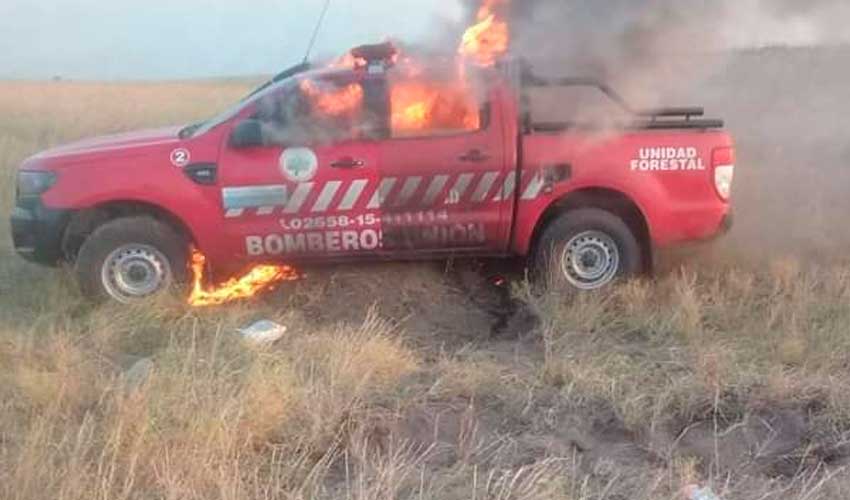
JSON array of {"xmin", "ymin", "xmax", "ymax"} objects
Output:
[
  {"xmin": 0, "ymin": 0, "xmax": 463, "ymax": 80},
  {"xmin": 0, "ymin": 0, "xmax": 846, "ymax": 80}
]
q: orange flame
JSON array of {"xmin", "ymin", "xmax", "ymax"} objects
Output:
[
  {"xmin": 300, "ymin": 79, "xmax": 364, "ymax": 117},
  {"xmin": 391, "ymin": 81, "xmax": 481, "ymax": 135},
  {"xmin": 307, "ymin": 0, "xmax": 509, "ymax": 136},
  {"xmin": 459, "ymin": 0, "xmax": 510, "ymax": 67},
  {"xmin": 188, "ymin": 250, "xmax": 299, "ymax": 307}
]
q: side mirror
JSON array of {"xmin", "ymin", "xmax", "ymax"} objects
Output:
[{"xmin": 229, "ymin": 119, "xmax": 265, "ymax": 149}]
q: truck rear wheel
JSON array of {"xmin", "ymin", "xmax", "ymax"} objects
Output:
[
  {"xmin": 533, "ymin": 208, "xmax": 641, "ymax": 291},
  {"xmin": 75, "ymin": 217, "xmax": 188, "ymax": 303}
]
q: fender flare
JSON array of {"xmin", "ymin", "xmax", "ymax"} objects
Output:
[{"xmin": 522, "ymin": 183, "xmax": 655, "ymax": 271}]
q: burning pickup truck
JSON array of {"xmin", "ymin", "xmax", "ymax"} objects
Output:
[{"xmin": 10, "ymin": 14, "xmax": 734, "ymax": 304}]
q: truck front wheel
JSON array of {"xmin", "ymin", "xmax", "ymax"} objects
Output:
[
  {"xmin": 533, "ymin": 208, "xmax": 642, "ymax": 291},
  {"xmin": 74, "ymin": 217, "xmax": 188, "ymax": 303}
]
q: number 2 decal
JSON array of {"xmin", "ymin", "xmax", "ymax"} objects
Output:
[{"xmin": 170, "ymin": 148, "xmax": 191, "ymax": 167}]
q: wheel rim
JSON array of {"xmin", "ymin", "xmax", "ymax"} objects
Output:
[
  {"xmin": 101, "ymin": 244, "xmax": 172, "ymax": 302},
  {"xmin": 560, "ymin": 231, "xmax": 620, "ymax": 290}
]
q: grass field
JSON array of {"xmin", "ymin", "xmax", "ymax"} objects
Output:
[{"xmin": 2, "ymin": 52, "xmax": 850, "ymax": 499}]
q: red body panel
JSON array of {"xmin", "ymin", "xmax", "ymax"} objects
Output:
[
  {"xmin": 513, "ymin": 130, "xmax": 733, "ymax": 254},
  {"xmin": 20, "ymin": 69, "xmax": 734, "ymax": 270},
  {"xmin": 375, "ymin": 86, "xmax": 513, "ymax": 255}
]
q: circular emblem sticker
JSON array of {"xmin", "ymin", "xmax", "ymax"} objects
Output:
[
  {"xmin": 280, "ymin": 148, "xmax": 318, "ymax": 183},
  {"xmin": 170, "ymin": 148, "xmax": 191, "ymax": 167}
]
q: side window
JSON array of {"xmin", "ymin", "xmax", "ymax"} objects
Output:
[
  {"xmin": 255, "ymin": 77, "xmax": 378, "ymax": 145},
  {"xmin": 388, "ymin": 77, "xmax": 490, "ymax": 139}
]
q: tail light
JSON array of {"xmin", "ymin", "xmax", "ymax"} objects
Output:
[{"xmin": 711, "ymin": 147, "xmax": 735, "ymax": 201}]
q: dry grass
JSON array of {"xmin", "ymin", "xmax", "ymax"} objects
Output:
[
  {"xmin": 533, "ymin": 265, "xmax": 850, "ymax": 428},
  {"xmin": 1, "ymin": 80, "xmax": 850, "ymax": 499}
]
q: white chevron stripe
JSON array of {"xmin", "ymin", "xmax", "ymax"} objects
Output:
[
  {"xmin": 494, "ymin": 173, "xmax": 517, "ymax": 201},
  {"xmin": 312, "ymin": 181, "xmax": 342, "ymax": 213},
  {"xmin": 421, "ymin": 175, "xmax": 450, "ymax": 206},
  {"xmin": 444, "ymin": 173, "xmax": 474, "ymax": 205},
  {"xmin": 338, "ymin": 179, "xmax": 368, "ymax": 211},
  {"xmin": 223, "ymin": 172, "xmax": 525, "ymax": 219},
  {"xmin": 521, "ymin": 174, "xmax": 545, "ymax": 200},
  {"xmin": 393, "ymin": 176, "xmax": 423, "ymax": 207},
  {"xmin": 284, "ymin": 183, "xmax": 314, "ymax": 214},
  {"xmin": 471, "ymin": 172, "xmax": 500, "ymax": 203},
  {"xmin": 368, "ymin": 178, "xmax": 397, "ymax": 209}
]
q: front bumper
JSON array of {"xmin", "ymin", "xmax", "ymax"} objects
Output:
[{"xmin": 10, "ymin": 196, "xmax": 70, "ymax": 266}]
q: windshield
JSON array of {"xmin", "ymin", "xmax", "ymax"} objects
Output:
[
  {"xmin": 182, "ymin": 79, "xmax": 297, "ymax": 139},
  {"xmin": 181, "ymin": 62, "xmax": 312, "ymax": 139}
]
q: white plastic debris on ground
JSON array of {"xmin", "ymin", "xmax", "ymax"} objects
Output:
[
  {"xmin": 683, "ymin": 485, "xmax": 721, "ymax": 500},
  {"xmin": 238, "ymin": 320, "xmax": 288, "ymax": 346}
]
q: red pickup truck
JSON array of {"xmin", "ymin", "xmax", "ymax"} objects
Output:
[{"xmin": 10, "ymin": 49, "xmax": 734, "ymax": 302}]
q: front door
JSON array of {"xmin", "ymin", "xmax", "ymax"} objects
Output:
[
  {"xmin": 376, "ymin": 80, "xmax": 510, "ymax": 256},
  {"xmin": 217, "ymin": 76, "xmax": 383, "ymax": 263}
]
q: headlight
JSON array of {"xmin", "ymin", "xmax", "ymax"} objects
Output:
[{"xmin": 17, "ymin": 171, "xmax": 57, "ymax": 197}]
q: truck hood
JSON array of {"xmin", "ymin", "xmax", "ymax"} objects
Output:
[{"xmin": 30, "ymin": 126, "xmax": 183, "ymax": 165}]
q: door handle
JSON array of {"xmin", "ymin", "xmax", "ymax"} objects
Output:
[
  {"xmin": 330, "ymin": 157, "xmax": 366, "ymax": 169},
  {"xmin": 459, "ymin": 149, "xmax": 490, "ymax": 163}
]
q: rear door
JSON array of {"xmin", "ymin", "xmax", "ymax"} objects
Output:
[
  {"xmin": 216, "ymin": 75, "xmax": 384, "ymax": 262},
  {"xmin": 374, "ymin": 78, "xmax": 511, "ymax": 255}
]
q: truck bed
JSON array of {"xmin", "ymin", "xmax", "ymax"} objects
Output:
[{"xmin": 518, "ymin": 71, "xmax": 725, "ymax": 133}]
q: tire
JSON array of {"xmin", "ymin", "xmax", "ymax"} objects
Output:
[
  {"xmin": 75, "ymin": 216, "xmax": 188, "ymax": 303},
  {"xmin": 532, "ymin": 208, "xmax": 642, "ymax": 291}
]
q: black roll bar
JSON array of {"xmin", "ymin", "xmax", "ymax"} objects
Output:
[{"xmin": 516, "ymin": 63, "xmax": 724, "ymax": 130}]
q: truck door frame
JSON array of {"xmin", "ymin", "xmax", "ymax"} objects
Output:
[
  {"xmin": 367, "ymin": 76, "xmax": 515, "ymax": 257},
  {"xmin": 215, "ymin": 73, "xmax": 386, "ymax": 264}
]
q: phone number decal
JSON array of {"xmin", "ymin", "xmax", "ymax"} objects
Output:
[
  {"xmin": 279, "ymin": 214, "xmax": 376, "ymax": 231},
  {"xmin": 279, "ymin": 210, "xmax": 449, "ymax": 231}
]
